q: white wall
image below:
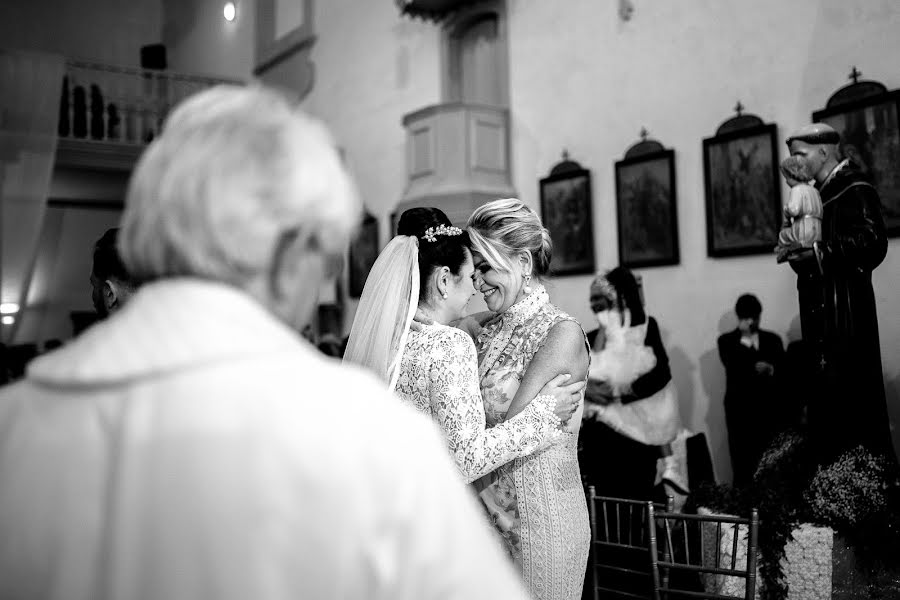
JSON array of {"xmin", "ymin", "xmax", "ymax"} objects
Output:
[
  {"xmin": 504, "ymin": 0, "xmax": 900, "ymax": 480},
  {"xmin": 301, "ymin": 1, "xmax": 443, "ymax": 325},
  {"xmin": 302, "ymin": 2, "xmax": 441, "ymax": 224},
  {"xmin": 162, "ymin": 0, "xmax": 255, "ymax": 79},
  {"xmin": 139, "ymin": 0, "xmax": 900, "ymax": 481},
  {"xmin": 0, "ymin": 0, "xmax": 162, "ymax": 65}
]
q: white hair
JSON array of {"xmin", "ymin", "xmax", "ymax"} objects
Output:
[{"xmin": 119, "ymin": 84, "xmax": 360, "ymax": 286}]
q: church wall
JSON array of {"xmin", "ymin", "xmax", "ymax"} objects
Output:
[
  {"xmin": 503, "ymin": 0, "xmax": 900, "ymax": 480},
  {"xmin": 152, "ymin": 0, "xmax": 900, "ymax": 481},
  {"xmin": 300, "ymin": 1, "xmax": 444, "ymax": 321},
  {"xmin": 162, "ymin": 0, "xmax": 256, "ymax": 80},
  {"xmin": 0, "ymin": 0, "xmax": 162, "ymax": 66}
]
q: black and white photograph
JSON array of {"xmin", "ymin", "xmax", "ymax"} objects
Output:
[{"xmin": 1, "ymin": 2, "xmax": 899, "ymax": 599}]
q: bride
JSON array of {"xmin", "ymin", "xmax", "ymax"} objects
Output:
[{"xmin": 343, "ymin": 208, "xmax": 582, "ymax": 483}]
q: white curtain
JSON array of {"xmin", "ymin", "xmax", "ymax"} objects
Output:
[{"xmin": 0, "ymin": 50, "xmax": 64, "ymax": 344}]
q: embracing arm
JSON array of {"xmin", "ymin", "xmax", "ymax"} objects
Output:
[
  {"xmin": 506, "ymin": 320, "xmax": 590, "ymax": 420},
  {"xmin": 451, "ymin": 310, "xmax": 495, "ymax": 341},
  {"xmin": 429, "ymin": 330, "xmax": 561, "ymax": 483}
]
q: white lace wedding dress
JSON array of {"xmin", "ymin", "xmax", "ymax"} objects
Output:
[{"xmin": 394, "ymin": 322, "xmax": 560, "ymax": 483}]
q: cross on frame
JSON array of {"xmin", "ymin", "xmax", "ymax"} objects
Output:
[
  {"xmin": 849, "ymin": 66, "xmax": 862, "ymax": 84},
  {"xmin": 639, "ymin": 127, "xmax": 649, "ymax": 141},
  {"xmin": 734, "ymin": 101, "xmax": 744, "ymax": 116}
]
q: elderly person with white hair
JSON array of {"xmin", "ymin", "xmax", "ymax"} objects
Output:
[{"xmin": 0, "ymin": 86, "xmax": 530, "ymax": 600}]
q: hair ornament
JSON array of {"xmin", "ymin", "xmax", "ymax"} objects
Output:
[{"xmin": 422, "ymin": 224, "xmax": 463, "ymax": 243}]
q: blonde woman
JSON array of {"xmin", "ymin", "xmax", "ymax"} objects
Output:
[{"xmin": 467, "ymin": 199, "xmax": 591, "ymax": 600}]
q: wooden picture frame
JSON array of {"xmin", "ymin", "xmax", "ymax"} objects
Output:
[
  {"xmin": 703, "ymin": 123, "xmax": 781, "ymax": 257},
  {"xmin": 255, "ymin": 0, "xmax": 315, "ymax": 75},
  {"xmin": 538, "ymin": 168, "xmax": 595, "ymax": 275},
  {"xmin": 813, "ymin": 90, "xmax": 900, "ymax": 237},
  {"xmin": 348, "ymin": 213, "xmax": 379, "ymax": 298},
  {"xmin": 615, "ymin": 149, "xmax": 680, "ymax": 268}
]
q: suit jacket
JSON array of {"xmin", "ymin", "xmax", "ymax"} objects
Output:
[
  {"xmin": 717, "ymin": 328, "xmax": 784, "ymax": 410},
  {"xmin": 0, "ymin": 279, "xmax": 529, "ymax": 600}
]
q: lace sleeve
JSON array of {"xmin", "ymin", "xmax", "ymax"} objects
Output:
[{"xmin": 429, "ymin": 329, "xmax": 560, "ymax": 483}]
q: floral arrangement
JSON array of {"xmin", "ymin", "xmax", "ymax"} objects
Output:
[
  {"xmin": 804, "ymin": 446, "xmax": 892, "ymax": 530},
  {"xmin": 691, "ymin": 431, "xmax": 900, "ymax": 600}
]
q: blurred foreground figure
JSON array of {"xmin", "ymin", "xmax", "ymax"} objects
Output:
[{"xmin": 0, "ymin": 85, "xmax": 529, "ymax": 600}]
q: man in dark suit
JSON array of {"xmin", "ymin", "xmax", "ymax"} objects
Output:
[{"xmin": 718, "ymin": 294, "xmax": 784, "ymax": 486}]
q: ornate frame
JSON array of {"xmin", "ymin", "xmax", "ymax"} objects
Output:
[
  {"xmin": 702, "ymin": 121, "xmax": 782, "ymax": 257},
  {"xmin": 615, "ymin": 143, "xmax": 680, "ymax": 269},
  {"xmin": 539, "ymin": 165, "xmax": 596, "ymax": 276},
  {"xmin": 813, "ymin": 88, "xmax": 900, "ymax": 237}
]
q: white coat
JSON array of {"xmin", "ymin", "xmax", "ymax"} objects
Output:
[{"xmin": 0, "ymin": 278, "xmax": 527, "ymax": 600}]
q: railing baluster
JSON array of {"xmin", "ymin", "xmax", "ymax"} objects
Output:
[
  {"xmin": 715, "ymin": 521, "xmax": 721, "ymax": 568},
  {"xmin": 731, "ymin": 523, "xmax": 740, "ymax": 570},
  {"xmin": 614, "ymin": 503, "xmax": 620, "ymax": 544},
  {"xmin": 602, "ymin": 502, "xmax": 610, "ymax": 543},
  {"xmin": 665, "ymin": 517, "xmax": 674, "ymax": 564},
  {"xmin": 627, "ymin": 504, "xmax": 633, "ymax": 546}
]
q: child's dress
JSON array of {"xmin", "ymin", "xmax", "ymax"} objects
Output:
[
  {"xmin": 588, "ymin": 309, "xmax": 656, "ymax": 395},
  {"xmin": 587, "ymin": 309, "xmax": 680, "ymax": 446},
  {"xmin": 779, "ymin": 183, "xmax": 823, "ymax": 249}
]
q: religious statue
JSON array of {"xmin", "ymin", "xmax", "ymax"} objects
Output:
[{"xmin": 784, "ymin": 123, "xmax": 893, "ymax": 460}]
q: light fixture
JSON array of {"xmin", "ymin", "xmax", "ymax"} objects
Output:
[
  {"xmin": 224, "ymin": 2, "xmax": 237, "ymax": 22},
  {"xmin": 1, "ymin": 316, "xmax": 14, "ymax": 326},
  {"xmin": 0, "ymin": 302, "xmax": 19, "ymax": 315}
]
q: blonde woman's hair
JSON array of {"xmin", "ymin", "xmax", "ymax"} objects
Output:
[
  {"xmin": 467, "ymin": 198, "xmax": 553, "ymax": 278},
  {"xmin": 119, "ymin": 84, "xmax": 359, "ymax": 286}
]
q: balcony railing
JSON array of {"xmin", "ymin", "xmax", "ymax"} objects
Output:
[{"xmin": 55, "ymin": 59, "xmax": 242, "ymax": 170}]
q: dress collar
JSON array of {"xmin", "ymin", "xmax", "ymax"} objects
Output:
[
  {"xmin": 28, "ymin": 278, "xmax": 305, "ymax": 386},
  {"xmin": 499, "ymin": 283, "xmax": 549, "ymax": 328}
]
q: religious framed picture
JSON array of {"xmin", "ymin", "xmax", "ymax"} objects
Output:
[
  {"xmin": 813, "ymin": 90, "xmax": 900, "ymax": 237},
  {"xmin": 255, "ymin": 0, "xmax": 314, "ymax": 74},
  {"xmin": 703, "ymin": 123, "xmax": 782, "ymax": 257},
  {"xmin": 538, "ymin": 167, "xmax": 596, "ymax": 275},
  {"xmin": 614, "ymin": 149, "xmax": 680, "ymax": 268},
  {"xmin": 348, "ymin": 213, "xmax": 379, "ymax": 298}
]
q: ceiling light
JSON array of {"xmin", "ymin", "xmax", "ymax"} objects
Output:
[
  {"xmin": 1, "ymin": 316, "xmax": 14, "ymax": 325},
  {"xmin": 224, "ymin": 2, "xmax": 237, "ymax": 21},
  {"xmin": 0, "ymin": 303, "xmax": 19, "ymax": 315}
]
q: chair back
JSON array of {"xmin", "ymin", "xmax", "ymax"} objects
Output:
[
  {"xmin": 586, "ymin": 487, "xmax": 674, "ymax": 600},
  {"xmin": 648, "ymin": 507, "xmax": 759, "ymax": 600}
]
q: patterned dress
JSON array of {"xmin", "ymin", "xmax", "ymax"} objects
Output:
[
  {"xmin": 476, "ymin": 286, "xmax": 591, "ymax": 600},
  {"xmin": 395, "ymin": 322, "xmax": 561, "ymax": 483}
]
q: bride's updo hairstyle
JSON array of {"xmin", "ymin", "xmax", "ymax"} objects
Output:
[
  {"xmin": 397, "ymin": 207, "xmax": 471, "ymax": 303},
  {"xmin": 466, "ymin": 198, "xmax": 552, "ymax": 279}
]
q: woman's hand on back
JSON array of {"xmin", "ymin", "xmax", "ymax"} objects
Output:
[{"xmin": 541, "ymin": 373, "xmax": 585, "ymax": 423}]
